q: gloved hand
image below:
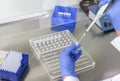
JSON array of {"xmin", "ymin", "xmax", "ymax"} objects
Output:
[
  {"xmin": 98, "ymin": 0, "xmax": 120, "ymax": 31},
  {"xmin": 107, "ymin": 0, "xmax": 120, "ymax": 31},
  {"xmin": 59, "ymin": 43, "xmax": 82, "ymax": 78}
]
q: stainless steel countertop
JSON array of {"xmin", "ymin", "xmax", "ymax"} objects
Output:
[{"xmin": 0, "ymin": 19, "xmax": 120, "ymax": 81}]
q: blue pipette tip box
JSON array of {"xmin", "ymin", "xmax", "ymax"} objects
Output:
[
  {"xmin": 0, "ymin": 52, "xmax": 29, "ymax": 81},
  {"xmin": 51, "ymin": 6, "xmax": 78, "ymax": 33}
]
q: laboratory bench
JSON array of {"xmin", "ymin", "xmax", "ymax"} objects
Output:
[
  {"xmin": 0, "ymin": 19, "xmax": 120, "ymax": 81},
  {"xmin": 0, "ymin": 0, "xmax": 120, "ymax": 81}
]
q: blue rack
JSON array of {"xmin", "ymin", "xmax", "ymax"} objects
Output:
[
  {"xmin": 0, "ymin": 53, "xmax": 29, "ymax": 81},
  {"xmin": 51, "ymin": 6, "xmax": 78, "ymax": 33}
]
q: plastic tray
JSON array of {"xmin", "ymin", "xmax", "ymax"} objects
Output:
[
  {"xmin": 0, "ymin": 51, "xmax": 28, "ymax": 81},
  {"xmin": 29, "ymin": 30, "xmax": 95, "ymax": 80}
]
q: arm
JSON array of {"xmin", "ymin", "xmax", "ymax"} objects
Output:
[{"xmin": 59, "ymin": 43, "xmax": 82, "ymax": 81}]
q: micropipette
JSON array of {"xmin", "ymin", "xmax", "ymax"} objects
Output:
[{"xmin": 79, "ymin": 3, "xmax": 110, "ymax": 43}]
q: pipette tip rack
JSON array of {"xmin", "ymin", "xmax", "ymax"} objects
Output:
[{"xmin": 0, "ymin": 51, "xmax": 29, "ymax": 81}]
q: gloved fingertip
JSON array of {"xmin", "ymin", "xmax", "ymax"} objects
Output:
[
  {"xmin": 76, "ymin": 50, "xmax": 82, "ymax": 57},
  {"xmin": 72, "ymin": 50, "xmax": 79, "ymax": 55},
  {"xmin": 76, "ymin": 44, "xmax": 81, "ymax": 49},
  {"xmin": 65, "ymin": 43, "xmax": 76, "ymax": 52},
  {"xmin": 78, "ymin": 50, "xmax": 82, "ymax": 55},
  {"xmin": 65, "ymin": 43, "xmax": 81, "ymax": 54},
  {"xmin": 80, "ymin": 50, "xmax": 82, "ymax": 55},
  {"xmin": 73, "ymin": 50, "xmax": 82, "ymax": 61},
  {"xmin": 72, "ymin": 50, "xmax": 82, "ymax": 56},
  {"xmin": 74, "ymin": 42, "xmax": 81, "ymax": 49},
  {"xmin": 70, "ymin": 43, "xmax": 76, "ymax": 47}
]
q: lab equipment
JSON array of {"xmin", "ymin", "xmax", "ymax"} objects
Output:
[
  {"xmin": 79, "ymin": 3, "xmax": 110, "ymax": 42},
  {"xmin": 0, "ymin": 51, "xmax": 29, "ymax": 81},
  {"xmin": 29, "ymin": 30, "xmax": 95, "ymax": 80},
  {"xmin": 51, "ymin": 6, "xmax": 78, "ymax": 33},
  {"xmin": 59, "ymin": 43, "xmax": 82, "ymax": 77},
  {"xmin": 88, "ymin": 5, "xmax": 114, "ymax": 32}
]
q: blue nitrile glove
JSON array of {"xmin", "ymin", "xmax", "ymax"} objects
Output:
[
  {"xmin": 98, "ymin": 0, "xmax": 120, "ymax": 31},
  {"xmin": 98, "ymin": 0, "xmax": 111, "ymax": 7},
  {"xmin": 107, "ymin": 0, "xmax": 120, "ymax": 30},
  {"xmin": 59, "ymin": 43, "xmax": 82, "ymax": 78}
]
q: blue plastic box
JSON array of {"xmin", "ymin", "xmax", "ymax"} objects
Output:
[
  {"xmin": 0, "ymin": 53, "xmax": 29, "ymax": 81},
  {"xmin": 51, "ymin": 6, "xmax": 78, "ymax": 33}
]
